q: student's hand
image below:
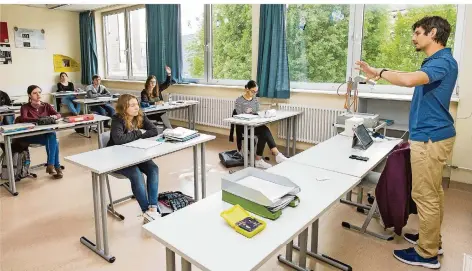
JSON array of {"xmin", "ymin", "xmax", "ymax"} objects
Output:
[
  {"xmin": 355, "ymin": 61, "xmax": 381, "ymax": 81},
  {"xmin": 245, "ymin": 108, "xmax": 253, "ymax": 113},
  {"xmin": 50, "ymin": 115, "xmax": 58, "ymax": 120},
  {"xmin": 157, "ymin": 101, "xmax": 164, "ymax": 105},
  {"xmin": 165, "ymin": 66, "xmax": 172, "ymax": 75}
]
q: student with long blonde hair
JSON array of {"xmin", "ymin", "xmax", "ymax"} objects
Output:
[{"xmin": 107, "ymin": 94, "xmax": 160, "ymax": 223}]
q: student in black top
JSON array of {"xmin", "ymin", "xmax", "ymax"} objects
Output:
[
  {"xmin": 108, "ymin": 94, "xmax": 160, "ymax": 223},
  {"xmin": 140, "ymin": 66, "xmax": 172, "ymax": 128},
  {"xmin": 0, "ymin": 90, "xmax": 14, "ymax": 125},
  {"xmin": 57, "ymin": 72, "xmax": 81, "ymax": 115}
]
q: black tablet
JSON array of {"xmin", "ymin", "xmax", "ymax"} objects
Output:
[{"xmin": 352, "ymin": 124, "xmax": 373, "ymax": 150}]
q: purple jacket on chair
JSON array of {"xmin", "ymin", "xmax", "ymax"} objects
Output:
[{"xmin": 375, "ymin": 141, "xmax": 417, "ymax": 235}]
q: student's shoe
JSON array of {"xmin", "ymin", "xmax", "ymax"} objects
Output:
[
  {"xmin": 53, "ymin": 167, "xmax": 63, "ymax": 179},
  {"xmin": 393, "ymin": 247, "xmax": 440, "ymax": 269},
  {"xmin": 404, "ymin": 233, "xmax": 444, "ymax": 255},
  {"xmin": 143, "ymin": 209, "xmax": 161, "ymax": 224},
  {"xmin": 275, "ymin": 153, "xmax": 288, "ymax": 164},
  {"xmin": 46, "ymin": 165, "xmax": 55, "ymax": 175},
  {"xmin": 255, "ymin": 159, "xmax": 272, "ymax": 169}
]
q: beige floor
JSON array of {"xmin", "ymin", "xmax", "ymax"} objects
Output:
[{"xmin": 1, "ymin": 130, "xmax": 471, "ymax": 271}]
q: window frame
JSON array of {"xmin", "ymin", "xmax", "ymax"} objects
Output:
[
  {"xmin": 355, "ymin": 4, "xmax": 465, "ymax": 97},
  {"xmin": 102, "ymin": 5, "xmax": 147, "ymax": 81},
  {"xmin": 182, "ymin": 4, "xmax": 253, "ymax": 86}
]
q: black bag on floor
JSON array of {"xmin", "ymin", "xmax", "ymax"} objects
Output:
[{"xmin": 219, "ymin": 150, "xmax": 244, "ymax": 168}]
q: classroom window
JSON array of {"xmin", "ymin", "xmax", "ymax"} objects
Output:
[
  {"xmin": 360, "ymin": 4, "xmax": 461, "ymax": 94},
  {"xmin": 287, "ymin": 4, "xmax": 351, "ymax": 88},
  {"xmin": 211, "ymin": 4, "xmax": 252, "ymax": 81},
  {"xmin": 181, "ymin": 4, "xmax": 205, "ymax": 80},
  {"xmin": 103, "ymin": 6, "xmax": 147, "ymax": 80},
  {"xmin": 181, "ymin": 4, "xmax": 252, "ymax": 84}
]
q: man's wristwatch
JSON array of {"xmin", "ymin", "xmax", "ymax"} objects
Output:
[{"xmin": 380, "ymin": 69, "xmax": 388, "ymax": 78}]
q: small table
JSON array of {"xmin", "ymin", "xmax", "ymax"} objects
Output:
[
  {"xmin": 143, "ymin": 101, "xmax": 199, "ymax": 130},
  {"xmin": 0, "ymin": 114, "xmax": 111, "ymax": 196},
  {"xmin": 224, "ymin": 110, "xmax": 302, "ymax": 167},
  {"xmin": 50, "ymin": 91, "xmax": 87, "ymax": 110},
  {"xmin": 64, "ymin": 133, "xmax": 216, "ymax": 263}
]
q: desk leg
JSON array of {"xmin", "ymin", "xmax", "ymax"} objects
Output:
[
  {"xmin": 285, "ymin": 118, "xmax": 291, "ymax": 157},
  {"xmin": 200, "ymin": 143, "xmax": 206, "ymax": 199},
  {"xmin": 181, "ymin": 257, "xmax": 192, "ymax": 271},
  {"xmin": 80, "ymin": 172, "xmax": 115, "ymax": 263},
  {"xmin": 97, "ymin": 121, "xmax": 104, "ymax": 148},
  {"xmin": 166, "ymin": 248, "xmax": 176, "ymax": 271},
  {"xmin": 2, "ymin": 136, "xmax": 18, "ymax": 196},
  {"xmin": 292, "ymin": 220, "xmax": 352, "ymax": 271},
  {"xmin": 243, "ymin": 125, "xmax": 248, "ymax": 168},
  {"xmin": 187, "ymin": 106, "xmax": 192, "ymax": 129},
  {"xmin": 250, "ymin": 127, "xmax": 255, "ymax": 168},
  {"xmin": 84, "ymin": 104, "xmax": 90, "ymax": 138},
  {"xmin": 193, "ymin": 145, "xmax": 199, "ymax": 201},
  {"xmin": 192, "ymin": 104, "xmax": 197, "ymax": 130},
  {"xmin": 292, "ymin": 116, "xmax": 297, "ymax": 157},
  {"xmin": 278, "ymin": 230, "xmax": 309, "ymax": 271}
]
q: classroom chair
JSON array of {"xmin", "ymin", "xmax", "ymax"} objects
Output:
[{"xmin": 98, "ymin": 131, "xmax": 141, "ymax": 221}]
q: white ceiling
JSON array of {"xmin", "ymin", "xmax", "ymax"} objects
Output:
[{"xmin": 25, "ymin": 4, "xmax": 112, "ymax": 12}]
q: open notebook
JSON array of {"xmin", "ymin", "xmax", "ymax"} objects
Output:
[{"xmin": 123, "ymin": 139, "xmax": 162, "ymax": 149}]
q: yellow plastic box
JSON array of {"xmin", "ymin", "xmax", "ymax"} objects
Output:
[{"xmin": 220, "ymin": 204, "xmax": 266, "ymax": 238}]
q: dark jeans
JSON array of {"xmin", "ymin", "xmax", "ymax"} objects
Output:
[
  {"xmin": 91, "ymin": 103, "xmax": 115, "ymax": 117},
  {"xmin": 22, "ymin": 132, "xmax": 60, "ymax": 168},
  {"xmin": 116, "ymin": 160, "xmax": 159, "ymax": 212}
]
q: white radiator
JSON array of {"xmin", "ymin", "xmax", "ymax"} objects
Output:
[
  {"xmin": 278, "ymin": 103, "xmax": 344, "ymax": 144},
  {"xmin": 167, "ymin": 93, "xmax": 235, "ymax": 129}
]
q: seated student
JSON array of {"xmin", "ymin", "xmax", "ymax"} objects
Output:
[
  {"xmin": 57, "ymin": 72, "xmax": 81, "ymax": 115},
  {"xmin": 0, "ymin": 90, "xmax": 14, "ymax": 125},
  {"xmin": 234, "ymin": 80, "xmax": 287, "ymax": 169},
  {"xmin": 19, "ymin": 85, "xmax": 63, "ymax": 179},
  {"xmin": 140, "ymin": 66, "xmax": 172, "ymax": 128},
  {"xmin": 107, "ymin": 94, "xmax": 160, "ymax": 223},
  {"xmin": 86, "ymin": 75, "xmax": 115, "ymax": 127}
]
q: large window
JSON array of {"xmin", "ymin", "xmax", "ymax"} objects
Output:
[
  {"xmin": 287, "ymin": 4, "xmax": 350, "ymax": 89},
  {"xmin": 103, "ymin": 6, "xmax": 147, "ymax": 80},
  {"xmin": 361, "ymin": 4, "xmax": 459, "ymax": 92},
  {"xmin": 182, "ymin": 4, "xmax": 252, "ymax": 84}
]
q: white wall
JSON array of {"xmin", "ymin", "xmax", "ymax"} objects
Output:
[{"xmin": 0, "ymin": 5, "xmax": 81, "ymax": 100}]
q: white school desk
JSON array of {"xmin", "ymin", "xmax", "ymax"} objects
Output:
[
  {"xmin": 224, "ymin": 110, "xmax": 302, "ymax": 168},
  {"xmin": 143, "ymin": 161, "xmax": 360, "ymax": 271},
  {"xmin": 50, "ymin": 91, "xmax": 87, "ymax": 110},
  {"xmin": 289, "ymin": 134, "xmax": 402, "ymax": 179},
  {"xmin": 64, "ymin": 133, "xmax": 216, "ymax": 263},
  {"xmin": 0, "ymin": 114, "xmax": 110, "ymax": 196},
  {"xmin": 73, "ymin": 97, "xmax": 118, "ymax": 137},
  {"xmin": 143, "ymin": 100, "xmax": 199, "ymax": 130}
]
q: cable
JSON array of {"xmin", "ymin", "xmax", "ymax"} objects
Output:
[
  {"xmin": 336, "ymin": 82, "xmax": 346, "ymax": 96},
  {"xmin": 457, "ymin": 111, "xmax": 472, "ymax": 120}
]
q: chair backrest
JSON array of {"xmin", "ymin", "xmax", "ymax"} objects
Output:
[{"xmin": 99, "ymin": 131, "xmax": 111, "ymax": 148}]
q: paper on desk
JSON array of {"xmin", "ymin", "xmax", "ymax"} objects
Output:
[
  {"xmin": 238, "ymin": 176, "xmax": 294, "ymax": 202},
  {"xmin": 123, "ymin": 139, "xmax": 163, "ymax": 149}
]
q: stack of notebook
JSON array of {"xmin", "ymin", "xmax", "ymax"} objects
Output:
[
  {"xmin": 163, "ymin": 127, "xmax": 199, "ymax": 142},
  {"xmin": 0, "ymin": 123, "xmax": 35, "ymax": 133},
  {"xmin": 233, "ymin": 114, "xmax": 260, "ymax": 121}
]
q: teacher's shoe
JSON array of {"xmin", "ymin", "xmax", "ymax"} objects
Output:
[
  {"xmin": 393, "ymin": 247, "xmax": 440, "ymax": 269},
  {"xmin": 404, "ymin": 233, "xmax": 444, "ymax": 255}
]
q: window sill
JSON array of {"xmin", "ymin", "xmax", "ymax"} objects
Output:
[
  {"xmin": 102, "ymin": 80, "xmax": 460, "ymax": 103},
  {"xmin": 291, "ymin": 88, "xmax": 460, "ymax": 103}
]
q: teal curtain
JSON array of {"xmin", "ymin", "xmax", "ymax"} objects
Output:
[
  {"xmin": 146, "ymin": 4, "xmax": 183, "ymax": 83},
  {"xmin": 79, "ymin": 11, "xmax": 98, "ymax": 85},
  {"xmin": 257, "ymin": 5, "xmax": 290, "ymax": 99}
]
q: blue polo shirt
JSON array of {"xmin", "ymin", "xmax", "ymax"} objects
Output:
[{"xmin": 409, "ymin": 48, "xmax": 457, "ymax": 142}]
